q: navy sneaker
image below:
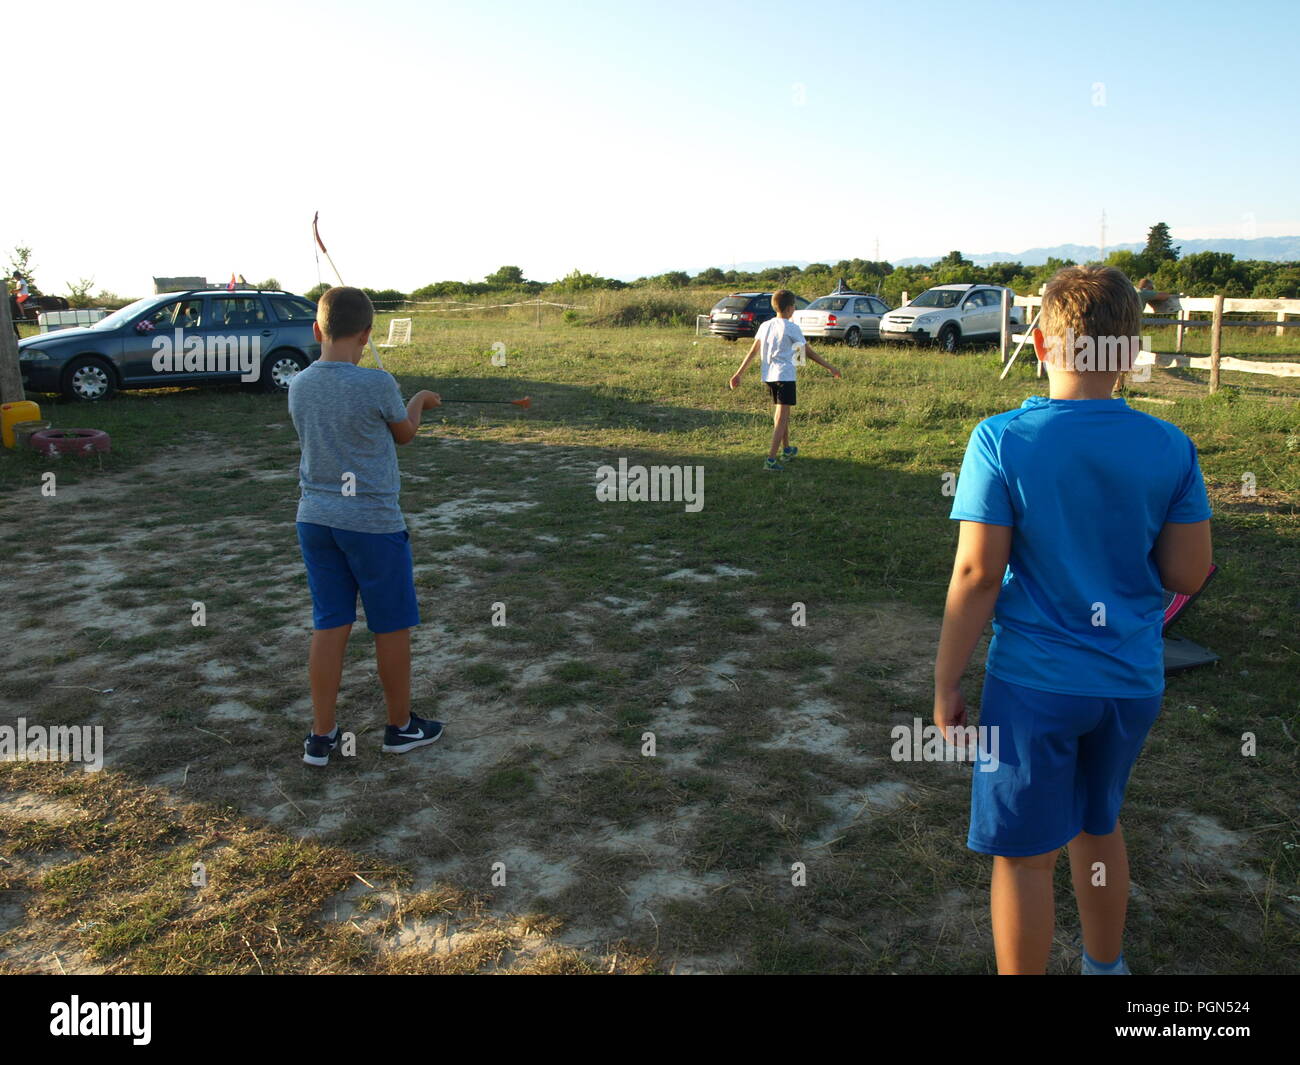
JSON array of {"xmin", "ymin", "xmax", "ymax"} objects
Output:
[
  {"xmin": 782, "ymin": 446, "xmax": 798, "ymax": 461},
  {"xmin": 764, "ymin": 457, "xmax": 784, "ymax": 472},
  {"xmin": 303, "ymin": 727, "xmax": 341, "ymax": 767},
  {"xmin": 382, "ymin": 714, "xmax": 444, "ymax": 753}
]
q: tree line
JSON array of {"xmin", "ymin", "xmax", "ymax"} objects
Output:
[
  {"xmin": 313, "ymin": 225, "xmax": 1299, "ymax": 308},
  {"xmin": 11, "ymin": 223, "xmax": 1299, "ymax": 312}
]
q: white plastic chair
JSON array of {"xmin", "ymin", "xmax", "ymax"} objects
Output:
[{"xmin": 378, "ymin": 317, "xmax": 413, "ymax": 348}]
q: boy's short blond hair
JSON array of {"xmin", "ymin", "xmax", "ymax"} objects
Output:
[
  {"xmin": 1041, "ymin": 266, "xmax": 1140, "ymax": 354},
  {"xmin": 771, "ymin": 289, "xmax": 796, "ymax": 314},
  {"xmin": 316, "ymin": 286, "xmax": 374, "ymax": 340}
]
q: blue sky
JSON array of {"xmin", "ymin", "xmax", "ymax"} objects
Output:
[{"xmin": 3, "ymin": 0, "xmax": 1296, "ymax": 296}]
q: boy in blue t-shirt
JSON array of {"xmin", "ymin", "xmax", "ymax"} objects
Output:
[
  {"xmin": 934, "ymin": 266, "xmax": 1212, "ymax": 975},
  {"xmin": 288, "ymin": 287, "xmax": 444, "ymax": 767}
]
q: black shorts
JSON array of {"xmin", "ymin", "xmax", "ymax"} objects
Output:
[{"xmin": 766, "ymin": 380, "xmax": 796, "ymax": 406}]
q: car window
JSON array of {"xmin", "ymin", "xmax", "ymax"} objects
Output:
[
  {"xmin": 717, "ymin": 297, "xmax": 751, "ymax": 310},
  {"xmin": 173, "ymin": 300, "xmax": 203, "ymax": 327},
  {"xmin": 810, "ymin": 297, "xmax": 849, "ymax": 311},
  {"xmin": 94, "ymin": 296, "xmax": 156, "ymax": 330},
  {"xmin": 794, "ymin": 296, "xmax": 810, "ymax": 309},
  {"xmin": 962, "ymin": 291, "xmax": 987, "ymax": 309},
  {"xmin": 751, "ymin": 297, "xmax": 771, "ymax": 311},
  {"xmin": 853, "ymin": 299, "xmax": 875, "ymax": 315},
  {"xmin": 910, "ymin": 289, "xmax": 964, "ymax": 309},
  {"xmin": 141, "ymin": 301, "xmax": 179, "ymax": 329},
  {"xmin": 269, "ymin": 296, "xmax": 316, "ymax": 322},
  {"xmin": 209, "ymin": 296, "xmax": 267, "ymax": 328}
]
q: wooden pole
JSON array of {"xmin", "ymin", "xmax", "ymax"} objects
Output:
[
  {"xmin": 1209, "ymin": 293, "xmax": 1224, "ymax": 394},
  {"xmin": 0, "ymin": 294, "xmax": 25, "ymax": 405},
  {"xmin": 1278, "ymin": 309, "xmax": 1287, "ymax": 339},
  {"xmin": 999, "ymin": 290, "xmax": 1011, "ymax": 365},
  {"xmin": 1175, "ymin": 295, "xmax": 1185, "ymax": 353},
  {"xmin": 901, "ymin": 290, "xmax": 909, "ymax": 306}
]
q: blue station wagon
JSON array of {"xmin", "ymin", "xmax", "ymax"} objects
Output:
[{"xmin": 17, "ymin": 289, "xmax": 321, "ymax": 401}]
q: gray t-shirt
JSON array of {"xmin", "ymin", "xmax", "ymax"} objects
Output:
[{"xmin": 287, "ymin": 360, "xmax": 408, "ymax": 533}]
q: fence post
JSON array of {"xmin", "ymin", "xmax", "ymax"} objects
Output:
[
  {"xmin": 999, "ymin": 291, "xmax": 1011, "ymax": 364},
  {"xmin": 1278, "ymin": 309, "xmax": 1287, "ymax": 339},
  {"xmin": 901, "ymin": 290, "xmax": 909, "ymax": 306},
  {"xmin": 0, "ymin": 295, "xmax": 24, "ymax": 405},
  {"xmin": 1175, "ymin": 295, "xmax": 1185, "ymax": 353},
  {"xmin": 1209, "ymin": 293, "xmax": 1224, "ymax": 393}
]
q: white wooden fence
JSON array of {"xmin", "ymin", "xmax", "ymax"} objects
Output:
[{"xmin": 995, "ymin": 292, "xmax": 1300, "ymax": 392}]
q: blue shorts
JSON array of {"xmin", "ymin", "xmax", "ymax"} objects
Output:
[
  {"xmin": 968, "ymin": 672, "xmax": 1163, "ymax": 857},
  {"xmin": 296, "ymin": 522, "xmax": 420, "ymax": 634}
]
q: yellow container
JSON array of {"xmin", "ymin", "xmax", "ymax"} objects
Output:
[{"xmin": 2, "ymin": 401, "xmax": 41, "ymax": 448}]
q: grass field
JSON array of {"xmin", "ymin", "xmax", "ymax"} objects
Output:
[{"xmin": 0, "ymin": 317, "xmax": 1296, "ymax": 974}]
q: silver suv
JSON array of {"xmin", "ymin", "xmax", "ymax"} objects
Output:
[{"xmin": 879, "ymin": 284, "xmax": 1023, "ymax": 352}]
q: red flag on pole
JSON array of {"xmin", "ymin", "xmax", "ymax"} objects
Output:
[{"xmin": 227, "ymin": 274, "xmax": 236, "ymax": 291}]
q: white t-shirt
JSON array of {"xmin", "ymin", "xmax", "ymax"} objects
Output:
[{"xmin": 756, "ymin": 317, "xmax": 805, "ymax": 382}]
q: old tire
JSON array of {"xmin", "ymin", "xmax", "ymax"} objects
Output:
[{"xmin": 31, "ymin": 427, "xmax": 111, "ymax": 456}]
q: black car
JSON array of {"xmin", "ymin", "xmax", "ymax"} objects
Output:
[
  {"xmin": 17, "ymin": 289, "xmax": 322, "ymax": 401},
  {"xmin": 708, "ymin": 291, "xmax": 810, "ymax": 340}
]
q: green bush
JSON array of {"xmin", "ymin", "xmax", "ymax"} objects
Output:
[
  {"xmin": 587, "ymin": 296, "xmax": 694, "ymax": 327},
  {"xmin": 361, "ymin": 287, "xmax": 406, "ymax": 308}
]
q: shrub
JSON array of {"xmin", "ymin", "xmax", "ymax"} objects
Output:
[
  {"xmin": 361, "ymin": 287, "xmax": 406, "ymax": 308},
  {"xmin": 587, "ymin": 295, "xmax": 695, "ymax": 327},
  {"xmin": 66, "ymin": 278, "xmax": 96, "ymax": 309}
]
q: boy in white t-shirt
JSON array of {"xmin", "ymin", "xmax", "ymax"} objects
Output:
[{"xmin": 728, "ymin": 289, "xmax": 842, "ymax": 471}]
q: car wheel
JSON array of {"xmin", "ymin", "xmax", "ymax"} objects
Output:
[
  {"xmin": 938, "ymin": 324, "xmax": 960, "ymax": 354},
  {"xmin": 61, "ymin": 356, "xmax": 117, "ymax": 402},
  {"xmin": 845, "ymin": 326, "xmax": 862, "ymax": 348},
  {"xmin": 260, "ymin": 350, "xmax": 308, "ymax": 393}
]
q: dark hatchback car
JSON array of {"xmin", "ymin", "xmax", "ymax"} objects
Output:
[
  {"xmin": 17, "ymin": 289, "xmax": 321, "ymax": 401},
  {"xmin": 708, "ymin": 291, "xmax": 810, "ymax": 340}
]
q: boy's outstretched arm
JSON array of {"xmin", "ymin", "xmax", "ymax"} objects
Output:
[
  {"xmin": 388, "ymin": 389, "xmax": 441, "ymax": 445},
  {"xmin": 933, "ymin": 520, "xmax": 1012, "ymax": 734},
  {"xmin": 729, "ymin": 337, "xmax": 760, "ymax": 389},
  {"xmin": 803, "ymin": 343, "xmax": 842, "ymax": 378}
]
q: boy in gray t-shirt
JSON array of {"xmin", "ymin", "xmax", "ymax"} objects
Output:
[{"xmin": 287, "ymin": 286, "xmax": 443, "ymax": 766}]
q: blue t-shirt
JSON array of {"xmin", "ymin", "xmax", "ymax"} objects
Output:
[
  {"xmin": 950, "ymin": 395, "xmax": 1211, "ymax": 698},
  {"xmin": 288, "ymin": 360, "xmax": 409, "ymax": 534}
]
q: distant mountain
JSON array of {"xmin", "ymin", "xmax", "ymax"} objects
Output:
[
  {"xmin": 653, "ymin": 237, "xmax": 1300, "ymax": 280},
  {"xmin": 892, "ymin": 236, "xmax": 1300, "ymax": 267}
]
